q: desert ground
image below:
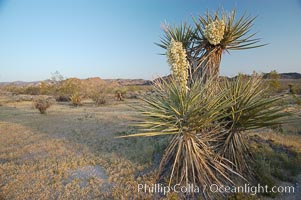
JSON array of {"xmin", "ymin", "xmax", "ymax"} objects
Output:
[
  {"xmin": 0, "ymin": 91, "xmax": 301, "ymax": 200},
  {"xmin": 0, "ymin": 92, "xmax": 165, "ymax": 199}
]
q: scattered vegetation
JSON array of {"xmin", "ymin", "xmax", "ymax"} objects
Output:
[{"xmin": 33, "ymin": 97, "xmax": 53, "ymax": 114}]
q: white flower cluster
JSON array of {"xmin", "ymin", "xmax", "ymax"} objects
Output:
[
  {"xmin": 203, "ymin": 19, "xmax": 225, "ymax": 45},
  {"xmin": 166, "ymin": 40, "xmax": 190, "ymax": 90}
]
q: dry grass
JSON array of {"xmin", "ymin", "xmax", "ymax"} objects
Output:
[
  {"xmin": 0, "ymin": 95, "xmax": 164, "ymax": 199},
  {"xmin": 251, "ymin": 106, "xmax": 301, "ymax": 153},
  {"xmin": 0, "ymin": 92, "xmax": 300, "ymax": 199},
  {"xmin": 257, "ymin": 132, "xmax": 301, "ymax": 153}
]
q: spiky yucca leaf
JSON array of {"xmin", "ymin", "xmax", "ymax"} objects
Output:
[
  {"xmin": 156, "ymin": 22, "xmax": 194, "ymax": 53},
  {"xmin": 222, "ymin": 75, "xmax": 288, "ymax": 131},
  {"xmin": 120, "ymin": 76, "xmax": 245, "ymax": 199},
  {"xmin": 123, "ymin": 76, "xmax": 232, "ymax": 137},
  {"xmin": 218, "ymin": 74, "xmax": 290, "ymax": 175}
]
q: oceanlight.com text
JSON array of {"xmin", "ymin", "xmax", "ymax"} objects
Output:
[{"xmin": 137, "ymin": 183, "xmax": 295, "ymax": 196}]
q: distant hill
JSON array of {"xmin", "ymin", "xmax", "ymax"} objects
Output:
[
  {"xmin": 154, "ymin": 72, "xmax": 301, "ymax": 82},
  {"xmin": 0, "ymin": 77, "xmax": 152, "ymax": 87},
  {"xmin": 262, "ymin": 72, "xmax": 301, "ymax": 79},
  {"xmin": 0, "ymin": 73, "xmax": 300, "ymax": 87},
  {"xmin": 0, "ymin": 81, "xmax": 41, "ymax": 86}
]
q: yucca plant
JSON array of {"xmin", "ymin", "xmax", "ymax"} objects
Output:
[
  {"xmin": 70, "ymin": 92, "xmax": 82, "ymax": 106},
  {"xmin": 122, "ymin": 75, "xmax": 289, "ymax": 198},
  {"xmin": 217, "ymin": 74, "xmax": 290, "ymax": 176},
  {"xmin": 120, "ymin": 40, "xmax": 244, "ymax": 199},
  {"xmin": 119, "ymin": 9, "xmax": 290, "ymax": 200},
  {"xmin": 157, "ymin": 23, "xmax": 196, "ymax": 84}
]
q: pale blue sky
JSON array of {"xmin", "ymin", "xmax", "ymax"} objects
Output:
[{"xmin": 0, "ymin": 0, "xmax": 300, "ymax": 82}]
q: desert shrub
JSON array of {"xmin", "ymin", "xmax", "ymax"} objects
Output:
[
  {"xmin": 6, "ymin": 85, "xmax": 40, "ymax": 95},
  {"xmin": 33, "ymin": 98, "xmax": 52, "ymax": 114},
  {"xmin": 91, "ymin": 92, "xmax": 106, "ymax": 105},
  {"xmin": 47, "ymin": 77, "xmax": 83, "ymax": 101},
  {"xmin": 12, "ymin": 95, "xmax": 33, "ymax": 102},
  {"xmin": 55, "ymin": 95, "xmax": 70, "ymax": 102},
  {"xmin": 70, "ymin": 92, "xmax": 82, "ymax": 106},
  {"xmin": 288, "ymin": 84, "xmax": 297, "ymax": 94},
  {"xmin": 266, "ymin": 70, "xmax": 281, "ymax": 93},
  {"xmin": 89, "ymin": 85, "xmax": 110, "ymax": 105},
  {"xmin": 3, "ymin": 84, "xmax": 25, "ymax": 94},
  {"xmin": 39, "ymin": 81, "xmax": 56, "ymax": 95},
  {"xmin": 115, "ymin": 90, "xmax": 125, "ymax": 101},
  {"xmin": 59, "ymin": 78, "xmax": 82, "ymax": 96},
  {"xmin": 24, "ymin": 85, "xmax": 40, "ymax": 95}
]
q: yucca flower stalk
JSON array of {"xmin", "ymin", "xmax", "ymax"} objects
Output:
[
  {"xmin": 166, "ymin": 40, "xmax": 190, "ymax": 91},
  {"xmin": 156, "ymin": 23, "xmax": 196, "ymax": 84},
  {"xmin": 203, "ymin": 19, "xmax": 225, "ymax": 46}
]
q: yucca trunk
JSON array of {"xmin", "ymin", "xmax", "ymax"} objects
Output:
[
  {"xmin": 193, "ymin": 47, "xmax": 223, "ymax": 82},
  {"xmin": 157, "ymin": 131, "xmax": 238, "ymax": 199},
  {"xmin": 220, "ymin": 131, "xmax": 253, "ymax": 176}
]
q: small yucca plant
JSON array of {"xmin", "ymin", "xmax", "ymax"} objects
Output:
[
  {"xmin": 217, "ymin": 74, "xmax": 290, "ymax": 176},
  {"xmin": 70, "ymin": 92, "xmax": 82, "ymax": 106}
]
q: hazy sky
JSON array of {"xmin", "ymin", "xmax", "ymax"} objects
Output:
[{"xmin": 0, "ymin": 0, "xmax": 300, "ymax": 82}]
